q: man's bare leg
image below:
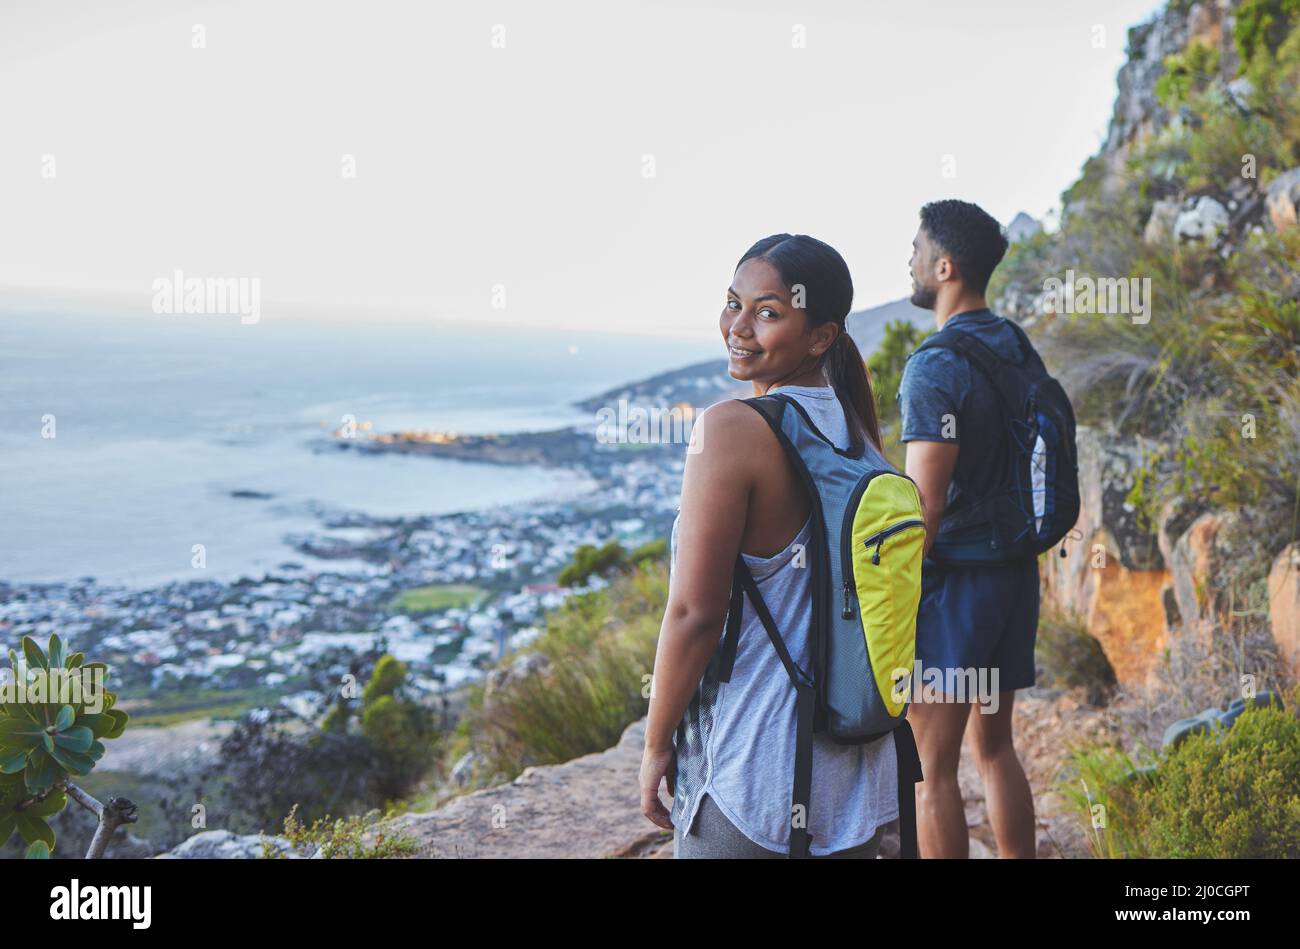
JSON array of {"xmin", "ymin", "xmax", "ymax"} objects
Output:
[
  {"xmin": 908, "ymin": 699, "xmax": 972, "ymax": 858},
  {"xmin": 967, "ymin": 690, "xmax": 1036, "ymax": 857}
]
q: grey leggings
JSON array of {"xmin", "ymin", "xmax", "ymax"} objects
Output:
[{"xmin": 674, "ymin": 792, "xmax": 885, "ymax": 859}]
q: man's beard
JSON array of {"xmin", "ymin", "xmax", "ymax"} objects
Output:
[{"xmin": 910, "ymin": 283, "xmax": 937, "ymax": 310}]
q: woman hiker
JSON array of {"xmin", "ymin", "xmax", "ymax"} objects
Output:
[{"xmin": 639, "ymin": 233, "xmax": 901, "ymax": 858}]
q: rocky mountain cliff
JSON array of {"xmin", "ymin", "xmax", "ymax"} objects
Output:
[{"xmin": 992, "ymin": 0, "xmax": 1299, "ymax": 721}]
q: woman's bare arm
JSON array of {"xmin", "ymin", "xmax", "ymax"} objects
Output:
[{"xmin": 645, "ymin": 400, "xmax": 760, "ymax": 752}]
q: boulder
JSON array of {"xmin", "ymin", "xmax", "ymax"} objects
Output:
[
  {"xmin": 1156, "ymin": 495, "xmax": 1207, "ymax": 569},
  {"xmin": 1142, "ymin": 199, "xmax": 1181, "ymax": 244},
  {"xmin": 1265, "ymin": 167, "xmax": 1300, "ymax": 233},
  {"xmin": 483, "ymin": 650, "xmax": 551, "ymax": 700},
  {"xmin": 373, "ymin": 683, "xmax": 1120, "ymax": 859},
  {"xmin": 450, "ymin": 749, "xmax": 488, "ymax": 788},
  {"xmin": 1162, "ymin": 691, "xmax": 1285, "ymax": 750},
  {"xmin": 155, "ymin": 829, "xmax": 304, "ymax": 859},
  {"xmin": 1173, "ymin": 196, "xmax": 1230, "ymax": 243},
  {"xmin": 1168, "ymin": 511, "xmax": 1246, "ymax": 641},
  {"xmin": 1269, "ymin": 543, "xmax": 1300, "ymax": 677}
]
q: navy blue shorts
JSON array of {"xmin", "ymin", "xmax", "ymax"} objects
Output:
[{"xmin": 914, "ymin": 557, "xmax": 1039, "ymax": 694}]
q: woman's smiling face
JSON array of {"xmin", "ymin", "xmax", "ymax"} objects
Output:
[{"xmin": 721, "ymin": 256, "xmax": 835, "ymax": 386}]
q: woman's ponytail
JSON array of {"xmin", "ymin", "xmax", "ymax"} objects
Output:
[{"xmin": 825, "ymin": 329, "xmax": 883, "ymax": 454}]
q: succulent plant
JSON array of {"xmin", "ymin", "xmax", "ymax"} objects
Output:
[{"xmin": 0, "ymin": 635, "xmax": 129, "ymax": 857}]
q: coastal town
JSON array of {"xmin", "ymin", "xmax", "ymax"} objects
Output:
[{"xmin": 0, "ymin": 358, "xmax": 741, "ymax": 721}]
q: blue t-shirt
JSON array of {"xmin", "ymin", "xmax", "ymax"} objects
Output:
[{"xmin": 896, "ymin": 308, "xmax": 1029, "ymax": 558}]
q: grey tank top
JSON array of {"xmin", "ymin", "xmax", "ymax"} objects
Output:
[{"xmin": 668, "ymin": 385, "xmax": 898, "ymax": 855}]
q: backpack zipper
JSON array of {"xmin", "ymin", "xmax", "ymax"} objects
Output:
[
  {"xmin": 865, "ymin": 518, "xmax": 926, "ymax": 565},
  {"xmin": 840, "ymin": 474, "xmax": 880, "ymax": 619},
  {"xmin": 841, "ymin": 518, "xmax": 925, "ymax": 619}
]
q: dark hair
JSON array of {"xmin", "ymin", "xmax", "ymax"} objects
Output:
[
  {"xmin": 736, "ymin": 234, "xmax": 883, "ymax": 453},
  {"xmin": 918, "ymin": 199, "xmax": 1009, "ymax": 294}
]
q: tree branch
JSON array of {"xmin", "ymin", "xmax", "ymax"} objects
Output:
[{"xmin": 65, "ymin": 782, "xmax": 138, "ymax": 859}]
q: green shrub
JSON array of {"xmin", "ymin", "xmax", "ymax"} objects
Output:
[
  {"xmin": 1155, "ymin": 40, "xmax": 1221, "ymax": 108},
  {"xmin": 266, "ymin": 802, "xmax": 419, "ymax": 859},
  {"xmin": 454, "ymin": 559, "xmax": 667, "ymax": 782},
  {"xmin": 1241, "ymin": 13, "xmax": 1300, "ymax": 174},
  {"xmin": 362, "ymin": 654, "xmax": 406, "ymax": 703},
  {"xmin": 1062, "ymin": 689, "xmax": 1300, "ymax": 857},
  {"xmin": 1235, "ymin": 0, "xmax": 1300, "ymax": 69},
  {"xmin": 1035, "ymin": 607, "xmax": 1118, "ymax": 705},
  {"xmin": 628, "ymin": 537, "xmax": 668, "ymax": 565},
  {"xmin": 557, "ymin": 539, "xmax": 626, "ymax": 587},
  {"xmin": 1184, "ymin": 87, "xmax": 1283, "ymax": 189},
  {"xmin": 1137, "ymin": 694, "xmax": 1300, "ymax": 857},
  {"xmin": 201, "ymin": 648, "xmax": 440, "ymax": 835},
  {"xmin": 1060, "ymin": 154, "xmax": 1107, "ymax": 208},
  {"xmin": 353, "ymin": 656, "xmax": 440, "ymax": 800}
]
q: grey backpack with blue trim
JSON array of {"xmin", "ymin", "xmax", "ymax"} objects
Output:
[{"xmin": 712, "ymin": 391, "xmax": 926, "ymax": 858}]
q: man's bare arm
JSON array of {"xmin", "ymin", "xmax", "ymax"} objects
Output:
[{"xmin": 905, "ymin": 440, "xmax": 960, "ymax": 556}]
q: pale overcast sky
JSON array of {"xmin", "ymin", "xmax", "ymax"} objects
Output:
[{"xmin": 0, "ymin": 0, "xmax": 1164, "ymax": 340}]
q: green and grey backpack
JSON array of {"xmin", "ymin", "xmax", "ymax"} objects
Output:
[{"xmin": 714, "ymin": 391, "xmax": 926, "ymax": 858}]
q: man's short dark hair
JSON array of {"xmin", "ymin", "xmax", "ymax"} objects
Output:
[{"xmin": 919, "ymin": 199, "xmax": 1009, "ymax": 294}]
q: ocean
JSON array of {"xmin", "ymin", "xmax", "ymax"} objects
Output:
[{"xmin": 0, "ymin": 307, "xmax": 715, "ymax": 586}]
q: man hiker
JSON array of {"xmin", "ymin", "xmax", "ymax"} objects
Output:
[{"xmin": 898, "ymin": 199, "xmax": 1039, "ymax": 858}]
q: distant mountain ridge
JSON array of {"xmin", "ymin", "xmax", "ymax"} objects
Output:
[{"xmin": 844, "ymin": 296, "xmax": 934, "ymax": 355}]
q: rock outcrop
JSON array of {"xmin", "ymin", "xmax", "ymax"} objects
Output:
[
  {"xmin": 382, "ymin": 688, "xmax": 1115, "ymax": 859},
  {"xmin": 1169, "ymin": 511, "xmax": 1243, "ymax": 641},
  {"xmin": 1270, "ymin": 543, "xmax": 1300, "ymax": 677},
  {"xmin": 379, "ymin": 717, "xmax": 671, "ymax": 858},
  {"xmin": 1265, "ymin": 167, "xmax": 1300, "ymax": 232},
  {"xmin": 1040, "ymin": 427, "xmax": 1171, "ymax": 685},
  {"xmin": 1100, "ymin": 0, "xmax": 1237, "ymax": 197},
  {"xmin": 1038, "ymin": 424, "xmax": 1290, "ymax": 687}
]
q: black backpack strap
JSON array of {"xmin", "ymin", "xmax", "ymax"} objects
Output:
[
  {"xmin": 715, "ymin": 559, "xmax": 745, "ymax": 682},
  {"xmin": 733, "ymin": 556, "xmax": 815, "ymax": 859},
  {"xmin": 734, "ymin": 557, "xmax": 812, "ymax": 689},
  {"xmin": 790, "ymin": 676, "xmax": 816, "ymax": 859},
  {"xmin": 916, "ymin": 326, "xmax": 1020, "ymax": 416},
  {"xmin": 893, "ymin": 719, "xmax": 924, "ymax": 858},
  {"xmin": 1003, "ymin": 319, "xmax": 1047, "ymax": 374}
]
